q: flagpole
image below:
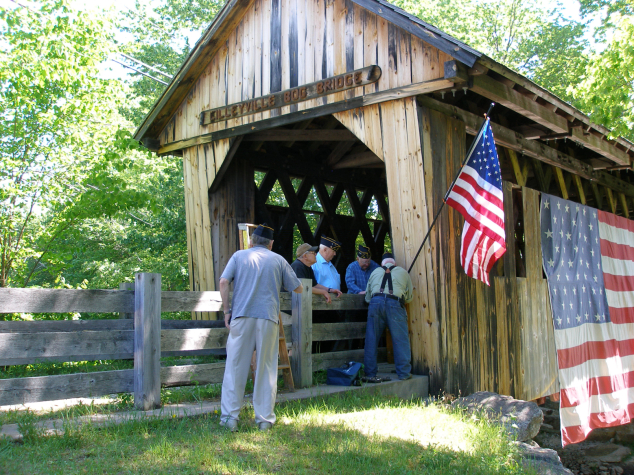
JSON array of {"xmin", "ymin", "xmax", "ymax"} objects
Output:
[{"xmin": 407, "ymin": 102, "xmax": 495, "ymax": 274}]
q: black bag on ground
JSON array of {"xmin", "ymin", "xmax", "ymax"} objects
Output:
[{"xmin": 326, "ymin": 361, "xmax": 363, "ymax": 386}]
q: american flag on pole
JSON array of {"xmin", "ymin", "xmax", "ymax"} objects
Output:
[
  {"xmin": 446, "ymin": 119, "xmax": 506, "ymax": 285},
  {"xmin": 541, "ymin": 193, "xmax": 634, "ymax": 446}
]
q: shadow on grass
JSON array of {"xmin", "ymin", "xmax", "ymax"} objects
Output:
[{"xmin": 0, "ymin": 395, "xmax": 530, "ymax": 474}]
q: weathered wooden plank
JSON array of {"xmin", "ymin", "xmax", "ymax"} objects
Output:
[
  {"xmin": 312, "ymin": 348, "xmax": 386, "ymax": 372},
  {"xmin": 417, "ymin": 96, "xmax": 634, "ymax": 199},
  {"xmin": 161, "ymin": 328, "xmax": 229, "ymax": 351},
  {"xmin": 134, "ymin": 273, "xmax": 161, "ymax": 410},
  {"xmin": 312, "ymin": 322, "xmax": 365, "ymax": 341},
  {"xmin": 470, "ymin": 74, "xmax": 568, "ymax": 134},
  {"xmin": 0, "ymin": 331, "xmax": 134, "ymax": 365},
  {"xmin": 243, "ymin": 129, "xmax": 358, "ymax": 141},
  {"xmin": 159, "ymin": 77, "xmax": 452, "ymax": 155},
  {"xmin": 0, "ymin": 369, "xmax": 134, "ymax": 407},
  {"xmin": 161, "ymin": 362, "xmax": 226, "ymax": 387},
  {"xmin": 280, "ymin": 289, "xmax": 365, "ymax": 311},
  {"xmin": 291, "ymin": 279, "xmax": 313, "ymax": 388},
  {"xmin": 0, "ymin": 289, "xmax": 134, "ymax": 314},
  {"xmin": 0, "ymin": 319, "xmax": 226, "ymax": 334}
]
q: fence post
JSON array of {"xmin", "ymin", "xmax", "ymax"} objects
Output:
[
  {"xmin": 291, "ymin": 278, "xmax": 312, "ymax": 388},
  {"xmin": 119, "ymin": 282, "xmax": 134, "ymax": 319},
  {"xmin": 134, "ymin": 273, "xmax": 161, "ymax": 410}
]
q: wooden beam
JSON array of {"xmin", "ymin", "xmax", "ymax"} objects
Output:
[
  {"xmin": 530, "ymin": 158, "xmax": 548, "ymax": 192},
  {"xmin": 574, "ymin": 175, "xmax": 586, "ymax": 205},
  {"xmin": 620, "ymin": 193, "xmax": 630, "ymax": 218},
  {"xmin": 157, "ymin": 77, "xmax": 453, "ymax": 155},
  {"xmin": 209, "ymin": 136, "xmax": 243, "ymax": 193},
  {"xmin": 470, "ymin": 74, "xmax": 568, "ymax": 134},
  {"xmin": 242, "ymin": 129, "xmax": 358, "ymax": 142},
  {"xmin": 417, "ymin": 96, "xmax": 634, "ymax": 199},
  {"xmin": 444, "ymin": 60, "xmax": 468, "ymax": 84},
  {"xmin": 606, "ymin": 187, "xmax": 617, "ymax": 214},
  {"xmin": 470, "ymin": 74, "xmax": 630, "ymax": 166},
  {"xmin": 554, "ymin": 167, "xmax": 569, "ymax": 200},
  {"xmin": 506, "ymin": 148, "xmax": 526, "ymax": 186},
  {"xmin": 332, "ymin": 151, "xmax": 382, "ymax": 169},
  {"xmin": 591, "ymin": 182, "xmax": 604, "ymax": 209},
  {"xmin": 325, "ymin": 141, "xmax": 356, "ymax": 166}
]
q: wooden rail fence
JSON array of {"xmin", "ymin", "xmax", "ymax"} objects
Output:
[{"xmin": 0, "ymin": 277, "xmax": 381, "ymax": 409}]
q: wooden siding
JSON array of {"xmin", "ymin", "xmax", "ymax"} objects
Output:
[
  {"xmin": 337, "ymin": 102, "xmax": 559, "ymax": 398},
  {"xmin": 160, "ymin": 0, "xmax": 452, "ymax": 148},
  {"xmin": 183, "ymin": 140, "xmax": 233, "ymax": 319},
  {"xmin": 333, "ymin": 97, "xmax": 440, "ymax": 385}
]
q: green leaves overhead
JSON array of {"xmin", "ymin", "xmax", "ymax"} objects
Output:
[{"xmin": 393, "ymin": 0, "xmax": 588, "ymax": 102}]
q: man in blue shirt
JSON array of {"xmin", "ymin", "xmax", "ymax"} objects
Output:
[
  {"xmin": 345, "ymin": 245, "xmax": 379, "ymax": 294},
  {"xmin": 311, "ymin": 236, "xmax": 343, "ymax": 295}
]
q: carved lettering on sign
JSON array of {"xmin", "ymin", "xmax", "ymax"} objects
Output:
[{"xmin": 200, "ymin": 65, "xmax": 381, "ymax": 126}]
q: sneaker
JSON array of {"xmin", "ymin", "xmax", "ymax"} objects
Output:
[
  {"xmin": 220, "ymin": 419, "xmax": 238, "ymax": 432},
  {"xmin": 258, "ymin": 422, "xmax": 272, "ymax": 431},
  {"xmin": 399, "ymin": 373, "xmax": 413, "ymax": 381}
]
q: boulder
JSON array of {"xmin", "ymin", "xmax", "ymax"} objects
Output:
[
  {"xmin": 452, "ymin": 391, "xmax": 543, "ymax": 442},
  {"xmin": 515, "ymin": 442, "xmax": 573, "ymax": 475},
  {"xmin": 583, "ymin": 443, "xmax": 631, "ymax": 463}
]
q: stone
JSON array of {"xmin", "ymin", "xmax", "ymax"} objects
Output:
[
  {"xmin": 613, "ymin": 423, "xmax": 634, "ymax": 444},
  {"xmin": 583, "ymin": 443, "xmax": 631, "ymax": 463},
  {"xmin": 515, "ymin": 442, "xmax": 573, "ymax": 475},
  {"xmin": 452, "ymin": 391, "xmax": 543, "ymax": 442},
  {"xmin": 587, "ymin": 427, "xmax": 618, "ymax": 442}
]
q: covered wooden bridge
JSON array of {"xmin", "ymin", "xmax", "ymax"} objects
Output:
[{"xmin": 134, "ymin": 0, "xmax": 634, "ymax": 398}]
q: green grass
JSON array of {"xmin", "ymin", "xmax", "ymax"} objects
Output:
[{"xmin": 0, "ymin": 393, "xmax": 534, "ymax": 474}]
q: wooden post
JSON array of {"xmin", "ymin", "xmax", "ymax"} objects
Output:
[
  {"xmin": 134, "ymin": 273, "xmax": 161, "ymax": 410},
  {"xmin": 119, "ymin": 282, "xmax": 134, "ymax": 319},
  {"xmin": 291, "ymin": 278, "xmax": 312, "ymax": 388}
]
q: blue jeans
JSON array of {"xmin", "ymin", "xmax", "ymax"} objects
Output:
[{"xmin": 364, "ymin": 296, "xmax": 412, "ymax": 379}]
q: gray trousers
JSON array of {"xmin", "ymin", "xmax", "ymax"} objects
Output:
[{"xmin": 221, "ymin": 316, "xmax": 279, "ymax": 424}]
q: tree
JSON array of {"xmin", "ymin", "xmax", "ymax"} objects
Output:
[
  {"xmin": 0, "ymin": 1, "xmax": 152, "ymax": 287},
  {"xmin": 393, "ymin": 0, "xmax": 588, "ymax": 102},
  {"xmin": 116, "ymin": 0, "xmax": 226, "ymax": 124},
  {"xmin": 571, "ymin": 1, "xmax": 634, "ymax": 140}
]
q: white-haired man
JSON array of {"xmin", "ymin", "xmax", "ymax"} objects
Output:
[
  {"xmin": 311, "ymin": 235, "xmax": 343, "ymax": 297},
  {"xmin": 363, "ymin": 252, "xmax": 413, "ymax": 382}
]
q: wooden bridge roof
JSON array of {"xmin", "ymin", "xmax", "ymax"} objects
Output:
[{"xmin": 133, "ymin": 0, "xmax": 634, "ymax": 178}]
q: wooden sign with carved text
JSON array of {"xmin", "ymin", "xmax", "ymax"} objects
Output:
[{"xmin": 199, "ymin": 65, "xmax": 381, "ymax": 125}]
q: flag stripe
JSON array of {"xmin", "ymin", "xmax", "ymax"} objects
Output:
[
  {"xmin": 542, "ymin": 196, "xmax": 634, "ymax": 447},
  {"xmin": 560, "ymin": 370, "xmax": 634, "ymax": 407},
  {"xmin": 603, "ymin": 273, "xmax": 634, "ymax": 292},
  {"xmin": 608, "ymin": 307, "xmax": 634, "ymax": 324},
  {"xmin": 561, "ymin": 401, "xmax": 634, "ymax": 445},
  {"xmin": 446, "ymin": 119, "xmax": 505, "ymax": 287},
  {"xmin": 550, "ymin": 321, "xmax": 634, "ymax": 351},
  {"xmin": 557, "ymin": 339, "xmax": 634, "ymax": 369}
]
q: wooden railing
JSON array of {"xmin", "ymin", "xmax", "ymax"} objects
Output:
[{"xmin": 0, "ymin": 277, "xmax": 381, "ymax": 409}]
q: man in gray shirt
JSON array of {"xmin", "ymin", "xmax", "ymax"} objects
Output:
[{"xmin": 219, "ymin": 224, "xmax": 302, "ymax": 432}]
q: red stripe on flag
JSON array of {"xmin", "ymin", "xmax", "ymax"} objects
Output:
[
  {"xmin": 562, "ymin": 402, "xmax": 634, "ymax": 446},
  {"xmin": 560, "ymin": 370, "xmax": 634, "ymax": 407},
  {"xmin": 607, "ymin": 307, "xmax": 634, "ymax": 324},
  {"xmin": 557, "ymin": 339, "xmax": 634, "ymax": 369},
  {"xmin": 603, "ymin": 273, "xmax": 634, "ymax": 293},
  {"xmin": 454, "ymin": 172, "xmax": 503, "ymax": 209},
  {"xmin": 599, "ymin": 210, "xmax": 634, "ymax": 232},
  {"xmin": 447, "ymin": 184, "xmax": 504, "ymax": 229},
  {"xmin": 600, "ymin": 239, "xmax": 634, "ymax": 261},
  {"xmin": 446, "ymin": 195, "xmax": 504, "ymax": 245}
]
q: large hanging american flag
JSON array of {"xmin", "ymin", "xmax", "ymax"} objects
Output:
[
  {"xmin": 446, "ymin": 119, "xmax": 506, "ymax": 285},
  {"xmin": 541, "ymin": 193, "xmax": 634, "ymax": 446}
]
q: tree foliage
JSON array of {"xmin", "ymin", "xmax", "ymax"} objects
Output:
[
  {"xmin": 393, "ymin": 0, "xmax": 588, "ymax": 102},
  {"xmin": 0, "ymin": 1, "xmax": 155, "ymax": 288},
  {"xmin": 570, "ymin": 1, "xmax": 634, "ymax": 140}
]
